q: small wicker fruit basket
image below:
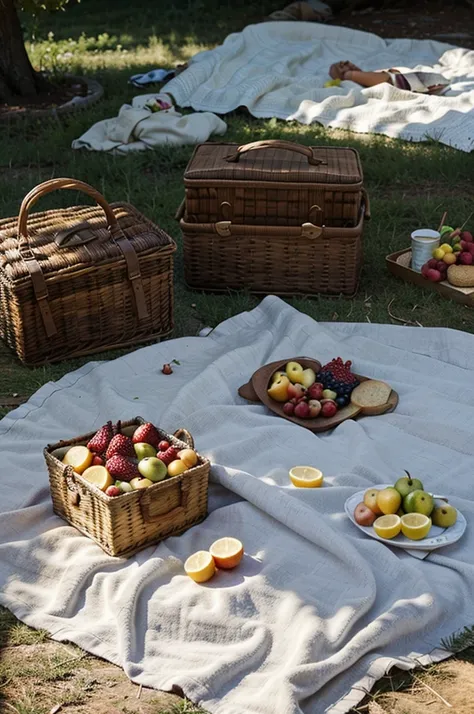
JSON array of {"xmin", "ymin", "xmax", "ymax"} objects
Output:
[{"xmin": 44, "ymin": 417, "xmax": 209, "ymax": 558}]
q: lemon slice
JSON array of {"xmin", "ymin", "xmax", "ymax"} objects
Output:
[
  {"xmin": 62, "ymin": 445, "xmax": 93, "ymax": 474},
  {"xmin": 289, "ymin": 466, "xmax": 323, "ymax": 488},
  {"xmin": 209, "ymin": 537, "xmax": 244, "ymax": 569},
  {"xmin": 81, "ymin": 465, "xmax": 113, "ymax": 492},
  {"xmin": 373, "ymin": 514, "xmax": 401, "ymax": 539},
  {"xmin": 401, "ymin": 513, "xmax": 432, "ymax": 540},
  {"xmin": 184, "ymin": 551, "xmax": 216, "ymax": 583}
]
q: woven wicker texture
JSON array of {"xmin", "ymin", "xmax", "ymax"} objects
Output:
[
  {"xmin": 184, "ymin": 140, "xmax": 363, "ymax": 227},
  {"xmin": 181, "ymin": 195, "xmax": 368, "ymax": 297},
  {"xmin": 45, "ymin": 418, "xmax": 209, "ymax": 558},
  {"xmin": 0, "ymin": 179, "xmax": 176, "ymax": 365}
]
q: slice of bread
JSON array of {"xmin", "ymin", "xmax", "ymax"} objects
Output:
[{"xmin": 350, "ymin": 380, "xmax": 392, "ymax": 415}]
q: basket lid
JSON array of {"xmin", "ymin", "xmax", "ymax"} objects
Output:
[
  {"xmin": 184, "ymin": 142, "xmax": 363, "ymax": 184},
  {"xmin": 0, "ymin": 202, "xmax": 174, "ymax": 284}
]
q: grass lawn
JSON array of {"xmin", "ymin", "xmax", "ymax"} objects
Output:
[{"xmin": 1, "ymin": 0, "xmax": 474, "ymax": 712}]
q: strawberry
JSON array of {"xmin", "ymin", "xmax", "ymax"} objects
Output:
[
  {"xmin": 132, "ymin": 422, "xmax": 160, "ymax": 447},
  {"xmin": 87, "ymin": 421, "xmax": 113, "ymax": 454},
  {"xmin": 106, "ymin": 434, "xmax": 135, "ymax": 460},
  {"xmin": 157, "ymin": 446, "xmax": 178, "ymax": 466},
  {"xmin": 105, "ymin": 455, "xmax": 139, "ymax": 482}
]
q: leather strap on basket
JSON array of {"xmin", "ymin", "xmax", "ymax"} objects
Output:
[
  {"xmin": 225, "ymin": 140, "xmax": 326, "ymax": 166},
  {"xmin": 17, "ymin": 178, "xmax": 148, "ymax": 337}
]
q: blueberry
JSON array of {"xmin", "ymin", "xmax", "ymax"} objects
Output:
[{"xmin": 336, "ymin": 396, "xmax": 349, "ymax": 407}]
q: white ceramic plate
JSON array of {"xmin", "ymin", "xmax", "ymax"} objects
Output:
[{"xmin": 345, "ymin": 485, "xmax": 467, "ymax": 551}]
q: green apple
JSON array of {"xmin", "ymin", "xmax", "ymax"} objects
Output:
[
  {"xmin": 432, "ymin": 504, "xmax": 457, "ymax": 528},
  {"xmin": 285, "ymin": 361, "xmax": 304, "ymax": 384},
  {"xmin": 301, "ymin": 368, "xmax": 316, "ymax": 389},
  {"xmin": 322, "ymin": 389, "xmax": 337, "ymax": 400},
  {"xmin": 403, "ymin": 489, "xmax": 434, "ymax": 517},
  {"xmin": 134, "ymin": 442, "xmax": 157, "ymax": 460},
  {"xmin": 138, "ymin": 456, "xmax": 167, "ymax": 482},
  {"xmin": 394, "ymin": 472, "xmax": 424, "ymax": 498}
]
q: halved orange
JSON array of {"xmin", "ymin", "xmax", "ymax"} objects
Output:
[{"xmin": 209, "ymin": 537, "xmax": 244, "ymax": 569}]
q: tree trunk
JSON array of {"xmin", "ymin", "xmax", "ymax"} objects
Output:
[{"xmin": 0, "ymin": 0, "xmax": 46, "ymax": 101}]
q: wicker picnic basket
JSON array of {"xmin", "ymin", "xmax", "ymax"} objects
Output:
[
  {"xmin": 183, "ymin": 140, "xmax": 364, "ymax": 227},
  {"xmin": 44, "ymin": 418, "xmax": 210, "ymax": 558},
  {"xmin": 0, "ymin": 178, "xmax": 176, "ymax": 366}
]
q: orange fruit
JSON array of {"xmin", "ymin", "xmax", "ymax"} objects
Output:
[
  {"xmin": 62, "ymin": 445, "xmax": 93, "ymax": 474},
  {"xmin": 168, "ymin": 460, "xmax": 187, "ymax": 477},
  {"xmin": 209, "ymin": 537, "xmax": 244, "ymax": 569},
  {"xmin": 178, "ymin": 449, "xmax": 198, "ymax": 468},
  {"xmin": 184, "ymin": 551, "xmax": 216, "ymax": 583},
  {"xmin": 81, "ymin": 465, "xmax": 113, "ymax": 491}
]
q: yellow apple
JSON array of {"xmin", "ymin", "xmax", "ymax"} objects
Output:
[
  {"xmin": 363, "ymin": 488, "xmax": 383, "ymax": 515},
  {"xmin": 130, "ymin": 477, "xmax": 153, "ymax": 490},
  {"xmin": 178, "ymin": 448, "xmax": 198, "ymax": 468},
  {"xmin": 267, "ymin": 374, "xmax": 290, "ymax": 402},
  {"xmin": 271, "ymin": 371, "xmax": 286, "ymax": 384},
  {"xmin": 168, "ymin": 459, "xmax": 188, "ymax": 477},
  {"xmin": 301, "ymin": 368, "xmax": 316, "ymax": 389},
  {"xmin": 285, "ymin": 361, "xmax": 304, "ymax": 384}
]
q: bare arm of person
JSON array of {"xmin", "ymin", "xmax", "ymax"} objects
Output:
[{"xmin": 343, "ymin": 70, "xmax": 391, "ymax": 87}]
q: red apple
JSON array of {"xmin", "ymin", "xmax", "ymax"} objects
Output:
[
  {"xmin": 436, "ymin": 260, "xmax": 447, "ymax": 273},
  {"xmin": 294, "ymin": 401, "xmax": 310, "ymax": 419},
  {"xmin": 427, "ymin": 258, "xmax": 438, "ymax": 269},
  {"xmin": 307, "ymin": 383, "xmax": 324, "ymax": 400},
  {"xmin": 460, "ymin": 251, "xmax": 473, "ymax": 265},
  {"xmin": 92, "ymin": 455, "xmax": 104, "ymax": 466},
  {"xmin": 308, "ymin": 399, "xmax": 322, "ymax": 418},
  {"xmin": 354, "ymin": 502, "xmax": 377, "ymax": 526},
  {"xmin": 426, "ymin": 268, "xmax": 442, "ymax": 282},
  {"xmin": 421, "ymin": 264, "xmax": 430, "ymax": 278},
  {"xmin": 321, "ymin": 401, "xmax": 338, "ymax": 418},
  {"xmin": 105, "ymin": 485, "xmax": 122, "ymax": 497},
  {"xmin": 467, "ymin": 243, "xmax": 474, "ymax": 255},
  {"xmin": 461, "ymin": 231, "xmax": 473, "ymax": 242},
  {"xmin": 283, "ymin": 401, "xmax": 295, "ymax": 416},
  {"xmin": 287, "ymin": 383, "xmax": 306, "ymax": 400}
]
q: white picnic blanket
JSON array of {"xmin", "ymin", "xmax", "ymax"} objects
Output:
[
  {"xmin": 163, "ymin": 22, "xmax": 474, "ymax": 152},
  {"xmin": 1, "ymin": 295, "xmax": 474, "ymax": 714},
  {"xmin": 72, "ymin": 93, "xmax": 227, "ymax": 154}
]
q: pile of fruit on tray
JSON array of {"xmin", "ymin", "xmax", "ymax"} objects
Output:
[
  {"xmin": 267, "ymin": 357, "xmax": 362, "ymax": 419},
  {"xmin": 61, "ymin": 420, "xmax": 198, "ymax": 496},
  {"xmin": 421, "ymin": 224, "xmax": 474, "ymax": 287},
  {"xmin": 354, "ymin": 472, "xmax": 458, "ymax": 541}
]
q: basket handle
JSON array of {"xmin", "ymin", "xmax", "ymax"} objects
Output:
[
  {"xmin": 173, "ymin": 428, "xmax": 194, "ymax": 449},
  {"xmin": 15, "ymin": 178, "xmax": 149, "ymax": 337},
  {"xmin": 225, "ymin": 140, "xmax": 326, "ymax": 166},
  {"xmin": 139, "ymin": 477, "xmax": 191, "ymax": 523}
]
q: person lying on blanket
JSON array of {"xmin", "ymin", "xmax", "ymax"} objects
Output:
[{"xmin": 329, "ymin": 61, "xmax": 449, "ymax": 95}]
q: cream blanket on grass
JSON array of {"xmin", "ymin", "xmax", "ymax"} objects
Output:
[
  {"xmin": 72, "ymin": 93, "xmax": 227, "ymax": 153},
  {"xmin": 163, "ymin": 22, "xmax": 474, "ymax": 152},
  {"xmin": 1, "ymin": 295, "xmax": 474, "ymax": 714}
]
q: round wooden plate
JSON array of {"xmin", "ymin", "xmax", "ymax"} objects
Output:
[{"xmin": 238, "ymin": 356, "xmax": 398, "ymax": 433}]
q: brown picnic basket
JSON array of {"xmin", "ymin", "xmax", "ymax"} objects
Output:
[
  {"xmin": 44, "ymin": 417, "xmax": 210, "ymax": 558},
  {"xmin": 0, "ymin": 178, "xmax": 176, "ymax": 366},
  {"xmin": 178, "ymin": 140, "xmax": 369, "ymax": 296}
]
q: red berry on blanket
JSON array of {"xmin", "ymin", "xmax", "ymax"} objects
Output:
[
  {"xmin": 158, "ymin": 440, "xmax": 170, "ymax": 452},
  {"xmin": 105, "ymin": 455, "xmax": 139, "ymax": 481},
  {"xmin": 87, "ymin": 421, "xmax": 113, "ymax": 454},
  {"xmin": 157, "ymin": 446, "xmax": 178, "ymax": 465},
  {"xmin": 106, "ymin": 434, "xmax": 135, "ymax": 460},
  {"xmin": 162, "ymin": 363, "xmax": 173, "ymax": 375},
  {"xmin": 132, "ymin": 422, "xmax": 160, "ymax": 447},
  {"xmin": 105, "ymin": 485, "xmax": 122, "ymax": 497},
  {"xmin": 92, "ymin": 455, "xmax": 105, "ymax": 466}
]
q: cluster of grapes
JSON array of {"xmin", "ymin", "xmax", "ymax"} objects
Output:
[{"xmin": 317, "ymin": 357, "xmax": 359, "ymax": 408}]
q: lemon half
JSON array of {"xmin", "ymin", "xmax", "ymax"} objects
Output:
[
  {"xmin": 373, "ymin": 514, "xmax": 401, "ymax": 539},
  {"xmin": 184, "ymin": 551, "xmax": 216, "ymax": 583},
  {"xmin": 401, "ymin": 513, "xmax": 432, "ymax": 540},
  {"xmin": 289, "ymin": 466, "xmax": 323, "ymax": 488}
]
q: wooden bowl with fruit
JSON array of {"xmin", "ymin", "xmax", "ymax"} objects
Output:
[{"xmin": 238, "ymin": 357, "xmax": 398, "ymax": 433}]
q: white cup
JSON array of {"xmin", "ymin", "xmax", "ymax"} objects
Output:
[{"xmin": 411, "ymin": 229, "xmax": 441, "ymax": 272}]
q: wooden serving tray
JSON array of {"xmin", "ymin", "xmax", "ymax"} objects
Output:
[
  {"xmin": 386, "ymin": 248, "xmax": 474, "ymax": 308},
  {"xmin": 238, "ymin": 357, "xmax": 398, "ymax": 433}
]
